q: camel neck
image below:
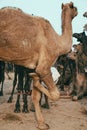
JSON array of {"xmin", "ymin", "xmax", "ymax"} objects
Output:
[
  {"xmin": 62, "ymin": 9, "xmax": 72, "ymax": 35},
  {"xmin": 56, "ymin": 9, "xmax": 73, "ymax": 56}
]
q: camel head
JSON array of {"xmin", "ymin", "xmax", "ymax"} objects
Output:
[
  {"xmin": 73, "ymin": 43, "xmax": 83, "ymax": 54},
  {"xmin": 62, "ymin": 2, "xmax": 78, "ymax": 19},
  {"xmin": 67, "ymin": 51, "xmax": 77, "ymax": 61},
  {"xmin": 73, "ymin": 32, "xmax": 87, "ymax": 56},
  {"xmin": 73, "ymin": 32, "xmax": 87, "ymax": 42}
]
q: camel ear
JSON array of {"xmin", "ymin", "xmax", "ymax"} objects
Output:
[
  {"xmin": 61, "ymin": 3, "xmax": 64, "ymax": 9},
  {"xmin": 70, "ymin": 2, "xmax": 74, "ymax": 8}
]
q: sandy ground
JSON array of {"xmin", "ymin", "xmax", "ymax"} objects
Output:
[{"xmin": 0, "ymin": 73, "xmax": 87, "ymax": 130}]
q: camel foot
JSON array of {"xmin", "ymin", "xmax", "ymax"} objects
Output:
[
  {"xmin": 14, "ymin": 108, "xmax": 21, "ymax": 113},
  {"xmin": 22, "ymin": 106, "xmax": 29, "ymax": 113},
  {"xmin": 22, "ymin": 109, "xmax": 29, "ymax": 113},
  {"xmin": 14, "ymin": 104, "xmax": 21, "ymax": 113},
  {"xmin": 37, "ymin": 123, "xmax": 49, "ymax": 130}
]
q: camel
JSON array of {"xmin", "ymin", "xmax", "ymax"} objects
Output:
[
  {"xmin": 67, "ymin": 50, "xmax": 87, "ymax": 101},
  {"xmin": 0, "ymin": 2, "xmax": 77, "ymax": 129},
  {"xmin": 8, "ymin": 64, "xmax": 32, "ymax": 113}
]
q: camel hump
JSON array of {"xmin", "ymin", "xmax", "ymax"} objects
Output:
[{"xmin": 0, "ymin": 6, "xmax": 22, "ymax": 12}]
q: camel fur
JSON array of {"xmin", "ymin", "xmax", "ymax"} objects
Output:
[{"xmin": 0, "ymin": 2, "xmax": 77, "ymax": 129}]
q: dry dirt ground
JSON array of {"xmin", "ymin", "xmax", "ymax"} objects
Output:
[{"xmin": 0, "ymin": 73, "xmax": 87, "ymax": 130}]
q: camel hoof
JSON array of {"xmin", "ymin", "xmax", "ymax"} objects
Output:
[
  {"xmin": 37, "ymin": 123, "xmax": 49, "ymax": 130},
  {"xmin": 22, "ymin": 108, "xmax": 29, "ymax": 113},
  {"xmin": 14, "ymin": 106, "xmax": 21, "ymax": 113}
]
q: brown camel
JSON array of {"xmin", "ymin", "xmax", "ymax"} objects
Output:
[{"xmin": 0, "ymin": 2, "xmax": 77, "ymax": 129}]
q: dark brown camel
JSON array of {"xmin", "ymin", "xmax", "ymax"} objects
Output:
[
  {"xmin": 67, "ymin": 50, "xmax": 87, "ymax": 101},
  {"xmin": 8, "ymin": 64, "xmax": 32, "ymax": 113},
  {"xmin": 56, "ymin": 54, "xmax": 73, "ymax": 91},
  {"xmin": 0, "ymin": 2, "xmax": 77, "ymax": 129}
]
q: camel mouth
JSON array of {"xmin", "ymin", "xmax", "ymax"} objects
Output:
[
  {"xmin": 72, "ymin": 34, "xmax": 81, "ymax": 42},
  {"xmin": 75, "ymin": 7, "xmax": 78, "ymax": 16},
  {"xmin": 77, "ymin": 39, "xmax": 81, "ymax": 42},
  {"xmin": 72, "ymin": 33, "xmax": 78, "ymax": 38}
]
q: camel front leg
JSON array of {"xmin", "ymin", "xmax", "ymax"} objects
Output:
[
  {"xmin": 36, "ymin": 66, "xmax": 60, "ymax": 100},
  {"xmin": 30, "ymin": 73, "xmax": 59, "ymax": 101},
  {"xmin": 32, "ymin": 86, "xmax": 49, "ymax": 130}
]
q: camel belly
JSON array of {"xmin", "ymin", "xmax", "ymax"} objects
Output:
[{"xmin": 0, "ymin": 44, "xmax": 38, "ymax": 69}]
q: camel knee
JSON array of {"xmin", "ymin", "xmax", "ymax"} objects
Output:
[{"xmin": 36, "ymin": 67, "xmax": 50, "ymax": 78}]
